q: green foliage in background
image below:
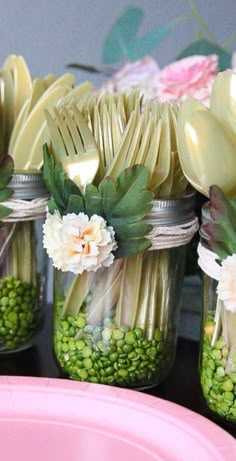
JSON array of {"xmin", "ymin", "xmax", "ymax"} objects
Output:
[
  {"xmin": 102, "ymin": 7, "xmax": 185, "ymax": 64},
  {"xmin": 202, "ymin": 186, "xmax": 236, "ymax": 261},
  {"xmin": 101, "ymin": 1, "xmax": 235, "ymax": 70},
  {"xmin": 177, "ymin": 40, "xmax": 232, "ymax": 71}
]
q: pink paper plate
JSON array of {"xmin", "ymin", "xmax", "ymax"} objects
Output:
[{"xmin": 0, "ymin": 376, "xmax": 235, "ymax": 461}]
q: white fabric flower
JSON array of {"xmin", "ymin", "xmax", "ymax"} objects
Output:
[
  {"xmin": 101, "ymin": 56, "xmax": 160, "ymax": 101},
  {"xmin": 217, "ymin": 254, "xmax": 236, "ymax": 312},
  {"xmin": 43, "ymin": 211, "xmax": 117, "ymax": 274}
]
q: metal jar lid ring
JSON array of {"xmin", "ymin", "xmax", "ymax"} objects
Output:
[
  {"xmin": 146, "ymin": 190, "xmax": 196, "ymax": 226},
  {"xmin": 9, "ymin": 173, "xmax": 48, "ymax": 200}
]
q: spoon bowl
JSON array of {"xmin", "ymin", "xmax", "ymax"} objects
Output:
[
  {"xmin": 183, "ymin": 110, "xmax": 236, "ymax": 198},
  {"xmin": 177, "ymin": 98, "xmax": 208, "ymax": 196}
]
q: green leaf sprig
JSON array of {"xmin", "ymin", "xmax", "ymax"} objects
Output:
[
  {"xmin": 176, "ymin": 39, "xmax": 232, "ymax": 72},
  {"xmin": 43, "ymin": 143, "xmax": 153, "ymax": 259},
  {"xmin": 0, "ymin": 155, "xmax": 14, "ymax": 225},
  {"xmin": 201, "ymin": 185, "xmax": 236, "ymax": 260},
  {"xmin": 102, "ymin": 7, "xmax": 187, "ymax": 65},
  {"xmin": 42, "ymin": 144, "xmax": 83, "ymax": 215}
]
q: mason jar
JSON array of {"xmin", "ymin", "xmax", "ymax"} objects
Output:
[
  {"xmin": 53, "ymin": 193, "xmax": 197, "ymax": 389},
  {"xmin": 0, "ymin": 173, "xmax": 48, "ymax": 353},
  {"xmin": 199, "ymin": 206, "xmax": 236, "ymax": 424}
]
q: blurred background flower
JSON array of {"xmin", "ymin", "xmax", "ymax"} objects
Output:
[{"xmin": 153, "ymin": 54, "xmax": 218, "ymax": 106}]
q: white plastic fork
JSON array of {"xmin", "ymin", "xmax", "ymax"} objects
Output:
[{"xmin": 44, "ymin": 105, "xmax": 99, "ymax": 189}]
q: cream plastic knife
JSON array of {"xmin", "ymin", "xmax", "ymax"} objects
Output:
[
  {"xmin": 8, "ymin": 98, "xmax": 29, "ymax": 154},
  {"xmin": 24, "ymin": 120, "xmax": 48, "ymax": 170},
  {"xmin": 3, "ymin": 54, "xmax": 32, "ymax": 120},
  {"xmin": 9, "ymin": 78, "xmax": 47, "ymax": 153},
  {"xmin": 1, "ymin": 67, "xmax": 15, "ymax": 149},
  {"xmin": 44, "ymin": 73, "xmax": 57, "ymax": 89},
  {"xmin": 41, "ymin": 72, "xmax": 74, "ymax": 96},
  {"xmin": 26, "ymin": 78, "xmax": 47, "ymax": 116},
  {"xmin": 12, "ymin": 84, "xmax": 72, "ymax": 170},
  {"xmin": 58, "ymin": 81, "xmax": 93, "ymax": 106}
]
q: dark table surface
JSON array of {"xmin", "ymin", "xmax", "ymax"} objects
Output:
[{"xmin": 0, "ymin": 305, "xmax": 235, "ymax": 439}]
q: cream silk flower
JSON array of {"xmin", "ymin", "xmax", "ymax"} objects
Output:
[{"xmin": 43, "ymin": 211, "xmax": 117, "ymax": 274}]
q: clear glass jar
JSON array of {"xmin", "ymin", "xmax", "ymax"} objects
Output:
[
  {"xmin": 0, "ymin": 174, "xmax": 48, "ymax": 353},
  {"xmin": 53, "ymin": 193, "xmax": 196, "ymax": 389},
  {"xmin": 199, "ymin": 202, "xmax": 236, "ymax": 424},
  {"xmin": 199, "ymin": 258, "xmax": 236, "ymax": 424}
]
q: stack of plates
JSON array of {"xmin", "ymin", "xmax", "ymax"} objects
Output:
[{"xmin": 0, "ymin": 376, "xmax": 235, "ymax": 460}]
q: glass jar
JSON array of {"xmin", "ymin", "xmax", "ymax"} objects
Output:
[
  {"xmin": 199, "ymin": 272, "xmax": 236, "ymax": 424},
  {"xmin": 54, "ymin": 193, "xmax": 196, "ymax": 389},
  {"xmin": 199, "ymin": 204, "xmax": 236, "ymax": 424},
  {"xmin": 0, "ymin": 173, "xmax": 48, "ymax": 353}
]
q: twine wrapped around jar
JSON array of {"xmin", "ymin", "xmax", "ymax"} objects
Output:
[
  {"xmin": 0, "ymin": 173, "xmax": 48, "ymax": 354},
  {"xmin": 198, "ymin": 204, "xmax": 236, "ymax": 424},
  {"xmin": 53, "ymin": 192, "xmax": 199, "ymax": 389}
]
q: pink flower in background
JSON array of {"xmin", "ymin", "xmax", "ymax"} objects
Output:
[
  {"xmin": 153, "ymin": 54, "xmax": 218, "ymax": 107},
  {"xmin": 101, "ymin": 56, "xmax": 160, "ymax": 99}
]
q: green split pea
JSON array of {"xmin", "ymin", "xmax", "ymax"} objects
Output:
[
  {"xmin": 200, "ymin": 317, "xmax": 236, "ymax": 422},
  {"xmin": 0, "ymin": 276, "xmax": 39, "ymax": 351},
  {"xmin": 54, "ymin": 307, "xmax": 173, "ymax": 387}
]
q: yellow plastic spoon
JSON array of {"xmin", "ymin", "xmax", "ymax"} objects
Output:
[
  {"xmin": 210, "ymin": 70, "xmax": 236, "ymax": 136},
  {"xmin": 183, "ymin": 109, "xmax": 236, "ymax": 198},
  {"xmin": 177, "ymin": 98, "xmax": 208, "ymax": 196}
]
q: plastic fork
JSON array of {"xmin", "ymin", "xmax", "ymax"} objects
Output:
[
  {"xmin": 106, "ymin": 101, "xmax": 140, "ymax": 179},
  {"xmin": 44, "ymin": 105, "xmax": 99, "ymax": 189}
]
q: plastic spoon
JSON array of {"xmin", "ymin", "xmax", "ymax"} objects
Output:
[
  {"xmin": 183, "ymin": 110, "xmax": 236, "ymax": 198},
  {"xmin": 177, "ymin": 98, "xmax": 208, "ymax": 196},
  {"xmin": 210, "ymin": 70, "xmax": 236, "ymax": 136}
]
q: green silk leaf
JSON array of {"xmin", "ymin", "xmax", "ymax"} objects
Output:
[
  {"xmin": 102, "ymin": 7, "xmax": 143, "ymax": 64},
  {"xmin": 0, "ymin": 154, "xmax": 14, "ymax": 221},
  {"xmin": 66, "ymin": 194, "xmax": 85, "ymax": 215},
  {"xmin": 98, "ymin": 177, "xmax": 116, "ymax": 215},
  {"xmin": 0, "ymin": 188, "xmax": 13, "ymax": 201},
  {"xmin": 114, "ymin": 238, "xmax": 151, "ymax": 258},
  {"xmin": 97, "ymin": 165, "xmax": 153, "ymax": 258},
  {"xmin": 0, "ymin": 155, "xmax": 14, "ymax": 189},
  {"xmin": 47, "ymin": 197, "xmax": 58, "ymax": 215},
  {"xmin": 42, "ymin": 145, "xmax": 153, "ymax": 259},
  {"xmin": 126, "ymin": 26, "xmax": 171, "ymax": 61},
  {"xmin": 84, "ymin": 184, "xmax": 103, "ymax": 217},
  {"xmin": 0, "ymin": 204, "xmax": 13, "ymax": 219},
  {"xmin": 43, "ymin": 144, "xmax": 67, "ymax": 213},
  {"xmin": 104, "ymin": 165, "xmax": 152, "ymax": 218},
  {"xmin": 102, "ymin": 7, "xmax": 176, "ymax": 64},
  {"xmin": 43, "ymin": 143, "xmax": 83, "ymax": 215},
  {"xmin": 109, "ymin": 220, "xmax": 152, "ymax": 239},
  {"xmin": 176, "ymin": 39, "xmax": 232, "ymax": 71},
  {"xmin": 201, "ymin": 185, "xmax": 236, "ymax": 260}
]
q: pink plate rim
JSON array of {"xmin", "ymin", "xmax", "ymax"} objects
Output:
[{"xmin": 0, "ymin": 375, "xmax": 235, "ymax": 460}]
